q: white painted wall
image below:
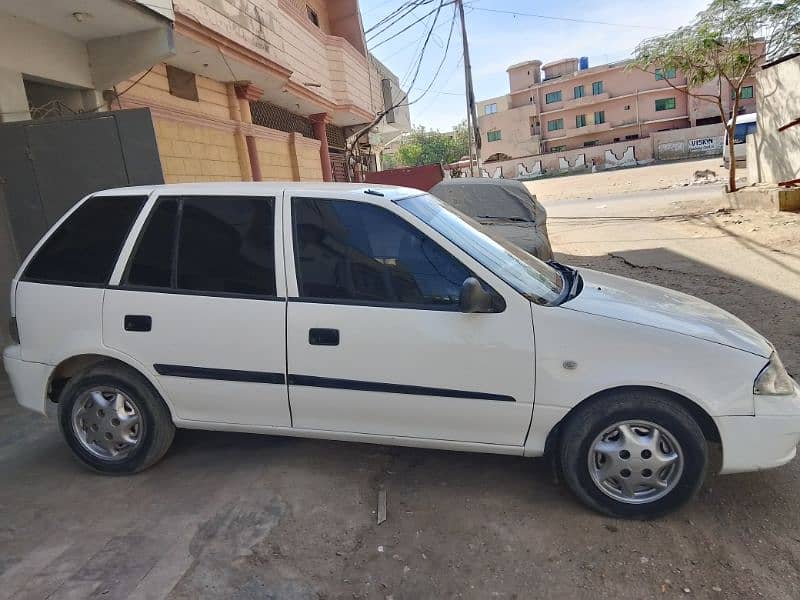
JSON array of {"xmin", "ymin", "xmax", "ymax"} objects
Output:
[
  {"xmin": 0, "ymin": 67, "xmax": 30, "ymax": 122},
  {"xmin": 0, "ymin": 11, "xmax": 93, "ymax": 89},
  {"xmin": 749, "ymin": 55, "xmax": 800, "ymax": 185}
]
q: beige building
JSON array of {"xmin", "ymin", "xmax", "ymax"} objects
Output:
[
  {"xmin": 477, "ymin": 56, "xmax": 757, "ymax": 163},
  {"xmin": 747, "ymin": 53, "xmax": 800, "ymax": 186},
  {"xmin": 0, "ymin": 0, "xmax": 409, "ymax": 183}
]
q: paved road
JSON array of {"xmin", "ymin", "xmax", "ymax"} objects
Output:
[{"xmin": 2, "ymin": 187, "xmax": 800, "ymax": 599}]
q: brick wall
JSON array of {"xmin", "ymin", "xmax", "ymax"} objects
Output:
[
  {"xmin": 121, "ymin": 63, "xmax": 327, "ymax": 183},
  {"xmin": 295, "ymin": 139, "xmax": 324, "ymax": 180},
  {"xmin": 154, "ymin": 119, "xmax": 242, "ymax": 183},
  {"xmin": 256, "ymin": 136, "xmax": 293, "ymax": 181},
  {"xmin": 119, "ymin": 64, "xmax": 230, "ymax": 120}
]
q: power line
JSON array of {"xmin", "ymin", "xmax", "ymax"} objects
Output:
[
  {"xmin": 400, "ymin": 2, "xmax": 459, "ymax": 106},
  {"xmin": 366, "ymin": 0, "xmax": 434, "ymax": 36},
  {"xmin": 368, "ymin": 1, "xmax": 457, "ymax": 49},
  {"xmin": 349, "ymin": 0, "xmax": 449, "ymax": 154},
  {"xmin": 411, "ymin": 87, "xmax": 463, "ymax": 95},
  {"xmin": 413, "ymin": 56, "xmax": 465, "ymax": 117},
  {"xmin": 469, "ymin": 6, "xmax": 671, "ymax": 31}
]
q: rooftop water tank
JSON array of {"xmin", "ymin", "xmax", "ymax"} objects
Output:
[{"xmin": 579, "ymin": 56, "xmax": 589, "ymax": 70}]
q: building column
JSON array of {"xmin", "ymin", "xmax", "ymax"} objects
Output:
[
  {"xmin": 226, "ymin": 83, "xmax": 252, "ymax": 181},
  {"xmin": 310, "ymin": 113, "xmax": 334, "ymax": 182},
  {"xmin": 288, "ymin": 132, "xmax": 302, "ymax": 181},
  {"xmin": 234, "ymin": 82, "xmax": 265, "ymax": 182}
]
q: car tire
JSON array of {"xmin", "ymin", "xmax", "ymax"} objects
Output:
[
  {"xmin": 57, "ymin": 361, "xmax": 175, "ymax": 474},
  {"xmin": 559, "ymin": 389, "xmax": 707, "ymax": 519}
]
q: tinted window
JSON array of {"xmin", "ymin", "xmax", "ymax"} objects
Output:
[
  {"xmin": 126, "ymin": 198, "xmax": 179, "ymax": 288},
  {"xmin": 177, "ymin": 196, "xmax": 276, "ymax": 295},
  {"xmin": 733, "ymin": 122, "xmax": 757, "ymax": 144},
  {"xmin": 293, "ymin": 198, "xmax": 471, "ymax": 307},
  {"xmin": 24, "ymin": 195, "xmax": 145, "ymax": 284}
]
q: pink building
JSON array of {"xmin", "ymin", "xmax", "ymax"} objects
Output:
[{"xmin": 478, "ymin": 56, "xmax": 757, "ymax": 162}]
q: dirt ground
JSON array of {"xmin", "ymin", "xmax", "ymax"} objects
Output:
[
  {"xmin": 529, "ymin": 157, "xmax": 730, "ymax": 201},
  {"xmin": 2, "ymin": 166, "xmax": 800, "ymax": 599}
]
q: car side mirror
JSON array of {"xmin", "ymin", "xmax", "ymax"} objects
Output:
[{"xmin": 460, "ymin": 277, "xmax": 494, "ymax": 313}]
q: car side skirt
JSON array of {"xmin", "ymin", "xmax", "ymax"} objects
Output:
[{"xmin": 172, "ymin": 418, "xmax": 528, "ymax": 456}]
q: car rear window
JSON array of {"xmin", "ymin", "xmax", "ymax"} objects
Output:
[{"xmin": 23, "ymin": 195, "xmax": 146, "ymax": 285}]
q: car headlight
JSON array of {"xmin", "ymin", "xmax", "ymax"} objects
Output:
[{"xmin": 754, "ymin": 352, "xmax": 795, "ymax": 395}]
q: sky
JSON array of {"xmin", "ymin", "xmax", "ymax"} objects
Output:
[{"xmin": 360, "ymin": 0, "xmax": 712, "ymax": 131}]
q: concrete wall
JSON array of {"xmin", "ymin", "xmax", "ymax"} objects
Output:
[
  {"xmin": 481, "ymin": 137, "xmax": 654, "ymax": 180},
  {"xmin": 747, "ymin": 55, "xmax": 800, "ymax": 185},
  {"xmin": 507, "ymin": 61, "xmax": 541, "ymax": 94},
  {"xmin": 479, "ymin": 103, "xmax": 541, "ymax": 159},
  {"xmin": 0, "ymin": 11, "xmax": 94, "ymax": 90},
  {"xmin": 652, "ymin": 123, "xmax": 725, "ymax": 160}
]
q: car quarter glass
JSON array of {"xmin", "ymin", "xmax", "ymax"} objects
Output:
[
  {"xmin": 24, "ymin": 195, "xmax": 146, "ymax": 285},
  {"xmin": 292, "ymin": 197, "xmax": 489, "ymax": 308}
]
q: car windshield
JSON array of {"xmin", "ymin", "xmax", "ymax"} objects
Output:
[{"xmin": 396, "ymin": 193, "xmax": 564, "ymax": 305}]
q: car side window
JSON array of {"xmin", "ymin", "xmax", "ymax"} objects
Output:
[
  {"xmin": 125, "ymin": 195, "xmax": 276, "ymax": 297},
  {"xmin": 292, "ymin": 197, "xmax": 473, "ymax": 307},
  {"xmin": 24, "ymin": 195, "xmax": 146, "ymax": 285}
]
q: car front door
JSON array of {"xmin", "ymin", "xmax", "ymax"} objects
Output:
[
  {"xmin": 103, "ymin": 193, "xmax": 291, "ymax": 427},
  {"xmin": 284, "ymin": 194, "xmax": 535, "ymax": 447}
]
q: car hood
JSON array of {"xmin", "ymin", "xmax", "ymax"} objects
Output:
[{"xmin": 562, "ymin": 268, "xmax": 772, "ymax": 357}]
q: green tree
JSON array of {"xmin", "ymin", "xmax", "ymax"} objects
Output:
[
  {"xmin": 394, "ymin": 121, "xmax": 470, "ymax": 168},
  {"xmin": 630, "ymin": 0, "xmax": 799, "ymax": 192}
]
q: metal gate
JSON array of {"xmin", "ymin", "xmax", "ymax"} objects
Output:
[{"xmin": 0, "ymin": 108, "xmax": 163, "ymax": 345}]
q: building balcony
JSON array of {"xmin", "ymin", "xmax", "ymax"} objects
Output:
[
  {"xmin": 543, "ymin": 129, "xmax": 567, "ymax": 140},
  {"xmin": 568, "ymin": 121, "xmax": 612, "ymax": 136},
  {"xmin": 1, "ymin": 0, "xmax": 175, "ymax": 92},
  {"xmin": 172, "ymin": 0, "xmax": 373, "ymax": 126},
  {"xmin": 563, "ymin": 91, "xmax": 610, "ymax": 109}
]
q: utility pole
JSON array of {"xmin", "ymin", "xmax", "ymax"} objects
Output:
[{"xmin": 457, "ymin": 0, "xmax": 481, "ymax": 177}]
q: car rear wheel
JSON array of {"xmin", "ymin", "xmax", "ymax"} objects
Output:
[
  {"xmin": 57, "ymin": 361, "xmax": 175, "ymax": 474},
  {"xmin": 559, "ymin": 390, "xmax": 707, "ymax": 519}
]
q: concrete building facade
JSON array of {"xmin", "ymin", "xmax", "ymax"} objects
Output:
[
  {"xmin": 477, "ymin": 56, "xmax": 757, "ymax": 162},
  {"xmin": 0, "ymin": 0, "xmax": 409, "ymax": 184},
  {"xmin": 747, "ymin": 53, "xmax": 800, "ymax": 186}
]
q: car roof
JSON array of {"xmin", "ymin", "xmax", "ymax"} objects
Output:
[
  {"xmin": 93, "ymin": 181, "xmax": 424, "ymax": 203},
  {"xmin": 727, "ymin": 113, "xmax": 757, "ymax": 125}
]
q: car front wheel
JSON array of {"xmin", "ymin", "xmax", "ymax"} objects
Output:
[{"xmin": 559, "ymin": 390, "xmax": 708, "ymax": 519}]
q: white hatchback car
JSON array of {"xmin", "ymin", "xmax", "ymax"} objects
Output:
[{"xmin": 4, "ymin": 183, "xmax": 799, "ymax": 518}]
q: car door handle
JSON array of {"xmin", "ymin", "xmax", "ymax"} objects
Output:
[
  {"xmin": 309, "ymin": 328, "xmax": 339, "ymax": 346},
  {"xmin": 124, "ymin": 315, "xmax": 152, "ymax": 332}
]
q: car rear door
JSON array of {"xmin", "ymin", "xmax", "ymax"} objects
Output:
[
  {"xmin": 103, "ymin": 192, "xmax": 291, "ymax": 427},
  {"xmin": 283, "ymin": 193, "xmax": 536, "ymax": 447}
]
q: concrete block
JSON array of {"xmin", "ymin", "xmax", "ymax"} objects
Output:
[{"xmin": 726, "ymin": 186, "xmax": 800, "ymax": 212}]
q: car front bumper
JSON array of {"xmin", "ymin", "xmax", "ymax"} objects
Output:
[{"xmin": 717, "ymin": 381, "xmax": 800, "ymax": 474}]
